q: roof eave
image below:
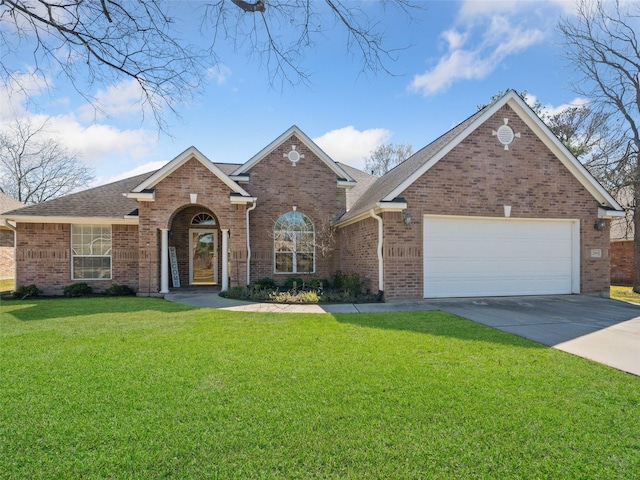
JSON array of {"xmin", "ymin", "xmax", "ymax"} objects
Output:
[
  {"xmin": 6, "ymin": 215, "xmax": 139, "ymax": 225},
  {"xmin": 232, "ymin": 125, "xmax": 356, "ymax": 183}
]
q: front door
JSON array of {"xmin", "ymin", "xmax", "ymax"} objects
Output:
[{"xmin": 189, "ymin": 229, "xmax": 218, "ymax": 285}]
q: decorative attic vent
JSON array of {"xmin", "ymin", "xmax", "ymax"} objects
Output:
[
  {"xmin": 284, "ymin": 145, "xmax": 304, "ymax": 166},
  {"xmin": 492, "ymin": 118, "xmax": 521, "ymax": 150}
]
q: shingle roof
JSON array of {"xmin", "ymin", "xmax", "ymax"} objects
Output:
[
  {"xmin": 3, "ymin": 171, "xmax": 156, "ymax": 219},
  {"xmin": 0, "ymin": 192, "xmax": 23, "ymax": 214},
  {"xmin": 340, "ymin": 107, "xmax": 485, "ymax": 222},
  {"xmin": 336, "ymin": 162, "xmax": 377, "ymax": 211}
]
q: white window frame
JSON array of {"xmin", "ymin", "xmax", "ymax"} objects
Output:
[
  {"xmin": 273, "ymin": 211, "xmax": 315, "ymax": 274},
  {"xmin": 71, "ymin": 224, "xmax": 112, "ymax": 280}
]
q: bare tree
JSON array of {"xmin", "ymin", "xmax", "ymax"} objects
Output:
[
  {"xmin": 1, "ymin": 0, "xmax": 418, "ymax": 128},
  {"xmin": 0, "ymin": 118, "xmax": 94, "ymax": 204},
  {"xmin": 558, "ymin": 0, "xmax": 640, "ymax": 290},
  {"xmin": 365, "ymin": 143, "xmax": 413, "ymax": 176}
]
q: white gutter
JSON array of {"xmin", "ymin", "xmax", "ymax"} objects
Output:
[
  {"xmin": 246, "ymin": 201, "xmax": 257, "ymax": 286},
  {"xmin": 0, "ymin": 218, "xmax": 16, "ymax": 232},
  {"xmin": 598, "ymin": 207, "xmax": 626, "ymax": 218},
  {"xmin": 369, "ymin": 209, "xmax": 384, "ymax": 296}
]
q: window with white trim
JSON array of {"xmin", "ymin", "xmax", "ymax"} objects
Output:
[
  {"xmin": 274, "ymin": 211, "xmax": 315, "ymax": 273},
  {"xmin": 71, "ymin": 225, "xmax": 112, "ymax": 279}
]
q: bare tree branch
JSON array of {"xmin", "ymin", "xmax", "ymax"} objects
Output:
[
  {"xmin": 0, "ymin": 117, "xmax": 94, "ymax": 204},
  {"xmin": 558, "ymin": 0, "xmax": 640, "ymax": 290}
]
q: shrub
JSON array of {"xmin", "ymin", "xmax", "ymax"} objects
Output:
[
  {"xmin": 284, "ymin": 277, "xmax": 304, "ymax": 290},
  {"xmin": 220, "ymin": 286, "xmax": 247, "ymax": 300},
  {"xmin": 254, "ymin": 277, "xmax": 277, "ymax": 290},
  {"xmin": 62, "ymin": 283, "xmax": 93, "ymax": 297},
  {"xmin": 309, "ymin": 278, "xmax": 328, "ymax": 289},
  {"xmin": 13, "ymin": 284, "xmax": 42, "ymax": 298},
  {"xmin": 105, "ymin": 284, "xmax": 135, "ymax": 297},
  {"xmin": 332, "ymin": 271, "xmax": 364, "ymax": 296}
]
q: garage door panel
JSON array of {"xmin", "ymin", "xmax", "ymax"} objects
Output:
[{"xmin": 423, "ymin": 216, "xmax": 577, "ymax": 298}]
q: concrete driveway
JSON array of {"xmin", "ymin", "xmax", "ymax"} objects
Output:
[{"xmin": 417, "ymin": 295, "xmax": 640, "ymax": 376}]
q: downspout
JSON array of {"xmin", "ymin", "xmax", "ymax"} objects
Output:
[
  {"xmin": 369, "ymin": 209, "xmax": 384, "ymax": 301},
  {"xmin": 246, "ymin": 201, "xmax": 257, "ymax": 287}
]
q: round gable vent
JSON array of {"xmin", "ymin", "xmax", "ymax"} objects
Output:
[
  {"xmin": 496, "ymin": 124, "xmax": 515, "ymax": 146},
  {"xmin": 287, "ymin": 150, "xmax": 301, "ymax": 163}
]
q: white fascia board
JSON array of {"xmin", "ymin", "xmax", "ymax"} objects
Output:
[
  {"xmin": 338, "ymin": 180, "xmax": 357, "ymax": 189},
  {"xmin": 0, "ymin": 218, "xmax": 17, "ymax": 230},
  {"xmin": 375, "ymin": 201, "xmax": 407, "ymax": 211},
  {"xmin": 131, "ymin": 146, "xmax": 251, "ymax": 197},
  {"xmin": 124, "ymin": 191, "xmax": 155, "ymax": 201},
  {"xmin": 230, "ymin": 175, "xmax": 250, "ymax": 182},
  {"xmin": 336, "ymin": 202, "xmax": 408, "ymax": 229},
  {"xmin": 232, "ymin": 125, "xmax": 356, "ymax": 182},
  {"xmin": 381, "ymin": 90, "xmax": 623, "ymax": 212},
  {"xmin": 6, "ymin": 215, "xmax": 139, "ymax": 225},
  {"xmin": 598, "ymin": 207, "xmax": 626, "ymax": 218},
  {"xmin": 381, "ymin": 101, "xmax": 508, "ymax": 202},
  {"xmin": 335, "ymin": 210, "xmax": 372, "ymax": 228},
  {"xmin": 506, "ymin": 97, "xmax": 623, "ymax": 211},
  {"xmin": 230, "ymin": 196, "xmax": 258, "ymax": 205}
]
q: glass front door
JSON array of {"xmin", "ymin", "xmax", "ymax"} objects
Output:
[{"xmin": 189, "ymin": 229, "xmax": 218, "ymax": 285}]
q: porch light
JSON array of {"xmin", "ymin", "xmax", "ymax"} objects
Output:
[
  {"xmin": 594, "ymin": 218, "xmax": 606, "ymax": 231},
  {"xmin": 402, "ymin": 211, "xmax": 412, "ymax": 226}
]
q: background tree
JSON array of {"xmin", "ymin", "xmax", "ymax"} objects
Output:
[
  {"xmin": 365, "ymin": 143, "xmax": 414, "ymax": 176},
  {"xmin": 1, "ymin": 0, "xmax": 417, "ymax": 128},
  {"xmin": 0, "ymin": 118, "xmax": 94, "ymax": 204},
  {"xmin": 559, "ymin": 0, "xmax": 640, "ymax": 291}
]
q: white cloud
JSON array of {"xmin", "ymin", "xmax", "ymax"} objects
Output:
[
  {"xmin": 77, "ymin": 78, "xmax": 148, "ymax": 122},
  {"xmin": 1, "ymin": 76, "xmax": 159, "ymax": 180},
  {"xmin": 207, "ymin": 64, "xmax": 232, "ymax": 86},
  {"xmin": 409, "ymin": 3, "xmax": 548, "ymax": 96},
  {"xmin": 51, "ymin": 115, "xmax": 156, "ymax": 165},
  {"xmin": 313, "ymin": 126, "xmax": 391, "ymax": 170},
  {"xmin": 539, "ymin": 96, "xmax": 589, "ymax": 117},
  {"xmin": 97, "ymin": 160, "xmax": 166, "ymax": 186},
  {"xmin": 0, "ymin": 72, "xmax": 49, "ymax": 118}
]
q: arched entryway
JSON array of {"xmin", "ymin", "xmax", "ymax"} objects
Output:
[{"xmin": 169, "ymin": 206, "xmax": 221, "ymax": 287}]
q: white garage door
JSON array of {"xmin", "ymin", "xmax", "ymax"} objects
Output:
[{"xmin": 423, "ymin": 216, "xmax": 579, "ymax": 298}]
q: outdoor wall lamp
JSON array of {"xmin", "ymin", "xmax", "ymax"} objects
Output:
[
  {"xmin": 403, "ymin": 211, "xmax": 413, "ymax": 226},
  {"xmin": 594, "ymin": 218, "xmax": 606, "ymax": 231}
]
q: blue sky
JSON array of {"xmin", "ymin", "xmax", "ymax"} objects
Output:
[{"xmin": 1, "ymin": 0, "xmax": 584, "ymax": 185}]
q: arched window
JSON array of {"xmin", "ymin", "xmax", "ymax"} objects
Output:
[
  {"xmin": 274, "ymin": 211, "xmax": 315, "ymax": 273},
  {"xmin": 191, "ymin": 213, "xmax": 216, "ymax": 226}
]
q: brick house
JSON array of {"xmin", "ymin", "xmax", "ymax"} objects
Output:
[
  {"xmin": 2, "ymin": 91, "xmax": 624, "ymax": 299},
  {"xmin": 0, "ymin": 192, "xmax": 24, "ymax": 285}
]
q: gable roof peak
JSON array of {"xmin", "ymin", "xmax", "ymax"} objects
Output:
[
  {"xmin": 130, "ymin": 145, "xmax": 251, "ymax": 197},
  {"xmin": 232, "ymin": 125, "xmax": 355, "ymax": 182}
]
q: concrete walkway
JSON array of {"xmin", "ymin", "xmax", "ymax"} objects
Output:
[{"xmin": 164, "ymin": 292, "xmax": 640, "ymax": 376}]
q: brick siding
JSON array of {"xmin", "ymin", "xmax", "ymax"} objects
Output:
[
  {"xmin": 340, "ymin": 105, "xmax": 611, "ymax": 300},
  {"xmin": 15, "ymin": 223, "xmax": 139, "ymax": 295},
  {"xmin": 137, "ymin": 157, "xmax": 247, "ymax": 294},
  {"xmin": 610, "ymin": 240, "xmax": 634, "ymax": 285},
  {"xmin": 244, "ymin": 135, "xmax": 346, "ymax": 285}
]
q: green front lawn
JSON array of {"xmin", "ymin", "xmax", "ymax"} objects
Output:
[
  {"xmin": 611, "ymin": 285, "xmax": 640, "ymax": 304},
  {"xmin": 0, "ymin": 277, "xmax": 14, "ymax": 292},
  {"xmin": 2, "ymin": 298, "xmax": 639, "ymax": 479}
]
